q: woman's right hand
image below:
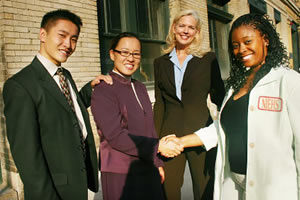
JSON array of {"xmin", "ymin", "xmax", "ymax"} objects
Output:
[{"xmin": 158, "ymin": 135, "xmax": 184, "ymax": 158}]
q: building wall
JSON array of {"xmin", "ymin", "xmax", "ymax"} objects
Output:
[
  {"xmin": 266, "ymin": 0, "xmax": 300, "ymax": 69},
  {"xmin": 228, "ymin": 0, "xmax": 250, "ymax": 23},
  {"xmin": 0, "ymin": 0, "xmax": 299, "ymax": 199},
  {"xmin": 266, "ymin": 0, "xmax": 289, "ymax": 53},
  {"xmin": 169, "ymin": 0, "xmax": 211, "ymax": 51},
  {"xmin": 227, "ymin": 0, "xmax": 299, "ymax": 70},
  {"xmin": 147, "ymin": 0, "xmax": 212, "ymax": 100},
  {"xmin": 0, "ymin": 0, "xmax": 101, "ymax": 199},
  {"xmin": 284, "ymin": 2, "xmax": 300, "ymax": 69}
]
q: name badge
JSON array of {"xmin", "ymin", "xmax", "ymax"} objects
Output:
[{"xmin": 258, "ymin": 96, "xmax": 282, "ymax": 112}]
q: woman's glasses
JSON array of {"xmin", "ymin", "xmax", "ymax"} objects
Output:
[{"xmin": 113, "ymin": 49, "xmax": 141, "ymax": 59}]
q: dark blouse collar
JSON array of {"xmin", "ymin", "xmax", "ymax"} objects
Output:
[{"xmin": 109, "ymin": 71, "xmax": 136, "ymax": 85}]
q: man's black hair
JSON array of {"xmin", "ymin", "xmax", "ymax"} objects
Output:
[{"xmin": 41, "ymin": 9, "xmax": 82, "ymax": 33}]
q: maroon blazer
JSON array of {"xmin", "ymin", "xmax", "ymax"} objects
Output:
[{"xmin": 91, "ymin": 72, "xmax": 163, "ymax": 174}]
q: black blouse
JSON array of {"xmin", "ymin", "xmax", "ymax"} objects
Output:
[{"xmin": 221, "ymin": 93, "xmax": 250, "ymax": 174}]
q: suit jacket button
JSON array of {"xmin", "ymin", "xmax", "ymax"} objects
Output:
[
  {"xmin": 81, "ymin": 168, "xmax": 86, "ymax": 172},
  {"xmin": 249, "ymin": 105, "xmax": 255, "ymax": 111}
]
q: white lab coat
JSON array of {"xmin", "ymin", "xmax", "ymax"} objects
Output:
[{"xmin": 198, "ymin": 67, "xmax": 300, "ymax": 200}]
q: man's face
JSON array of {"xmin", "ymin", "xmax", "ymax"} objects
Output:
[{"xmin": 40, "ymin": 19, "xmax": 79, "ymax": 66}]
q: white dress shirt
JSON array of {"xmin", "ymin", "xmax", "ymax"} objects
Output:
[{"xmin": 37, "ymin": 53, "xmax": 87, "ymax": 139}]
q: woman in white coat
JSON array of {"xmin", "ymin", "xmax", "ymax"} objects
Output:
[{"xmin": 165, "ymin": 13, "xmax": 300, "ymax": 200}]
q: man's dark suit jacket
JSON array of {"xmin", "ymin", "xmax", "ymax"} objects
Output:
[
  {"xmin": 154, "ymin": 52, "xmax": 225, "ymax": 138},
  {"xmin": 3, "ymin": 57, "xmax": 99, "ymax": 200}
]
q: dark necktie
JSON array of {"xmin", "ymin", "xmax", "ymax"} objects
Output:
[
  {"xmin": 56, "ymin": 67, "xmax": 86, "ymax": 158},
  {"xmin": 56, "ymin": 67, "xmax": 75, "ymax": 112}
]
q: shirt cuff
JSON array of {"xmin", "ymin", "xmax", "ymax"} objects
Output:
[{"xmin": 194, "ymin": 121, "xmax": 218, "ymax": 151}]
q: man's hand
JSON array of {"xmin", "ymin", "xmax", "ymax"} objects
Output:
[
  {"xmin": 91, "ymin": 74, "xmax": 113, "ymax": 88},
  {"xmin": 158, "ymin": 135, "xmax": 184, "ymax": 158}
]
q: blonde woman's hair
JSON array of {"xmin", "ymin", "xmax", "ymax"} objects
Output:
[{"xmin": 163, "ymin": 9, "xmax": 209, "ymax": 57}]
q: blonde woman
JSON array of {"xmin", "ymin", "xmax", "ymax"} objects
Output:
[{"xmin": 154, "ymin": 9, "xmax": 225, "ymax": 200}]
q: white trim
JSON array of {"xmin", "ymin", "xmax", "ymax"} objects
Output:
[
  {"xmin": 282, "ymin": 0, "xmax": 300, "ymax": 18},
  {"xmin": 264, "ymin": 0, "xmax": 288, "ymax": 17}
]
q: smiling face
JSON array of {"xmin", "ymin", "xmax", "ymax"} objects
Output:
[
  {"xmin": 173, "ymin": 15, "xmax": 199, "ymax": 49},
  {"xmin": 231, "ymin": 25, "xmax": 268, "ymax": 69},
  {"xmin": 40, "ymin": 19, "xmax": 79, "ymax": 66},
  {"xmin": 110, "ymin": 37, "xmax": 141, "ymax": 78}
]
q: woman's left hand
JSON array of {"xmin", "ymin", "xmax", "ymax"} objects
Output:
[{"xmin": 158, "ymin": 167, "xmax": 165, "ymax": 183}]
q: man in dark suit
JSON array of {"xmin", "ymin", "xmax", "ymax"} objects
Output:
[{"xmin": 3, "ymin": 9, "xmax": 111, "ymax": 200}]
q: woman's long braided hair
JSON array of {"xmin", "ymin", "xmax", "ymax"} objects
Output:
[{"xmin": 226, "ymin": 13, "xmax": 289, "ymax": 93}]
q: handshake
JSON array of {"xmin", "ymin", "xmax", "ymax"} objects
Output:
[{"xmin": 158, "ymin": 134, "xmax": 184, "ymax": 158}]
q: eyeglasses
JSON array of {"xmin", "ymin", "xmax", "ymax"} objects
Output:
[{"xmin": 113, "ymin": 49, "xmax": 141, "ymax": 59}]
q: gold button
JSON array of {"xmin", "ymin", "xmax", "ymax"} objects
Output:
[
  {"xmin": 250, "ymin": 105, "xmax": 255, "ymax": 111},
  {"xmin": 249, "ymin": 143, "xmax": 255, "ymax": 148}
]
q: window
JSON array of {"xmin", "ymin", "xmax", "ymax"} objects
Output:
[
  {"xmin": 105, "ymin": 0, "xmax": 121, "ymax": 33},
  {"xmin": 274, "ymin": 9, "xmax": 281, "ymax": 24},
  {"xmin": 97, "ymin": 0, "xmax": 169, "ymax": 84},
  {"xmin": 135, "ymin": 0, "xmax": 150, "ymax": 38},
  {"xmin": 248, "ymin": 0, "xmax": 266, "ymax": 14},
  {"xmin": 291, "ymin": 22, "xmax": 299, "ymax": 71},
  {"xmin": 207, "ymin": 3, "xmax": 233, "ymax": 80}
]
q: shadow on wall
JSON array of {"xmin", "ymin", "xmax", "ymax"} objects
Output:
[
  {"xmin": 0, "ymin": 88, "xmax": 21, "ymax": 199},
  {"xmin": 0, "ymin": 89, "xmax": 6, "ymax": 185}
]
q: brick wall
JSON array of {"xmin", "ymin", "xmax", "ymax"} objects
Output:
[
  {"xmin": 228, "ymin": 0, "xmax": 250, "ymax": 23},
  {"xmin": 265, "ymin": 0, "xmax": 289, "ymax": 49},
  {"xmin": 280, "ymin": 0, "xmax": 300, "ymax": 69},
  {"xmin": 0, "ymin": 0, "xmax": 4, "ymax": 90},
  {"xmin": 0, "ymin": 0, "xmax": 101, "ymax": 199},
  {"xmin": 1, "ymin": 0, "xmax": 298, "ymax": 199},
  {"xmin": 168, "ymin": 0, "xmax": 211, "ymax": 51}
]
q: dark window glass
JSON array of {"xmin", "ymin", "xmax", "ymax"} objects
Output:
[
  {"xmin": 208, "ymin": 16, "xmax": 231, "ymax": 79},
  {"xmin": 248, "ymin": 0, "xmax": 266, "ymax": 14},
  {"xmin": 135, "ymin": 0, "xmax": 150, "ymax": 38},
  {"xmin": 150, "ymin": 1, "xmax": 159, "ymax": 39},
  {"xmin": 106, "ymin": 0, "xmax": 121, "ymax": 33},
  {"xmin": 291, "ymin": 24, "xmax": 299, "ymax": 71},
  {"xmin": 98, "ymin": 0, "xmax": 169, "ymax": 84},
  {"xmin": 274, "ymin": 9, "xmax": 281, "ymax": 24},
  {"xmin": 208, "ymin": 19, "xmax": 218, "ymax": 52}
]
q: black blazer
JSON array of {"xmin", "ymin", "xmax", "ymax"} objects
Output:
[
  {"xmin": 153, "ymin": 52, "xmax": 225, "ymax": 138},
  {"xmin": 3, "ymin": 57, "xmax": 99, "ymax": 200}
]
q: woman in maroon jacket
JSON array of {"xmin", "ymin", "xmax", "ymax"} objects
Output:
[{"xmin": 91, "ymin": 32, "xmax": 183, "ymax": 200}]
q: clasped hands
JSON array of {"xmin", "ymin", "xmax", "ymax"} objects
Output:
[{"xmin": 158, "ymin": 134, "xmax": 184, "ymax": 158}]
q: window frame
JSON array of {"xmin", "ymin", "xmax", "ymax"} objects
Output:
[{"xmin": 97, "ymin": 0, "xmax": 169, "ymax": 84}]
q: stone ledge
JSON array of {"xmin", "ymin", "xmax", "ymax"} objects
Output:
[{"xmin": 0, "ymin": 186, "xmax": 18, "ymax": 200}]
